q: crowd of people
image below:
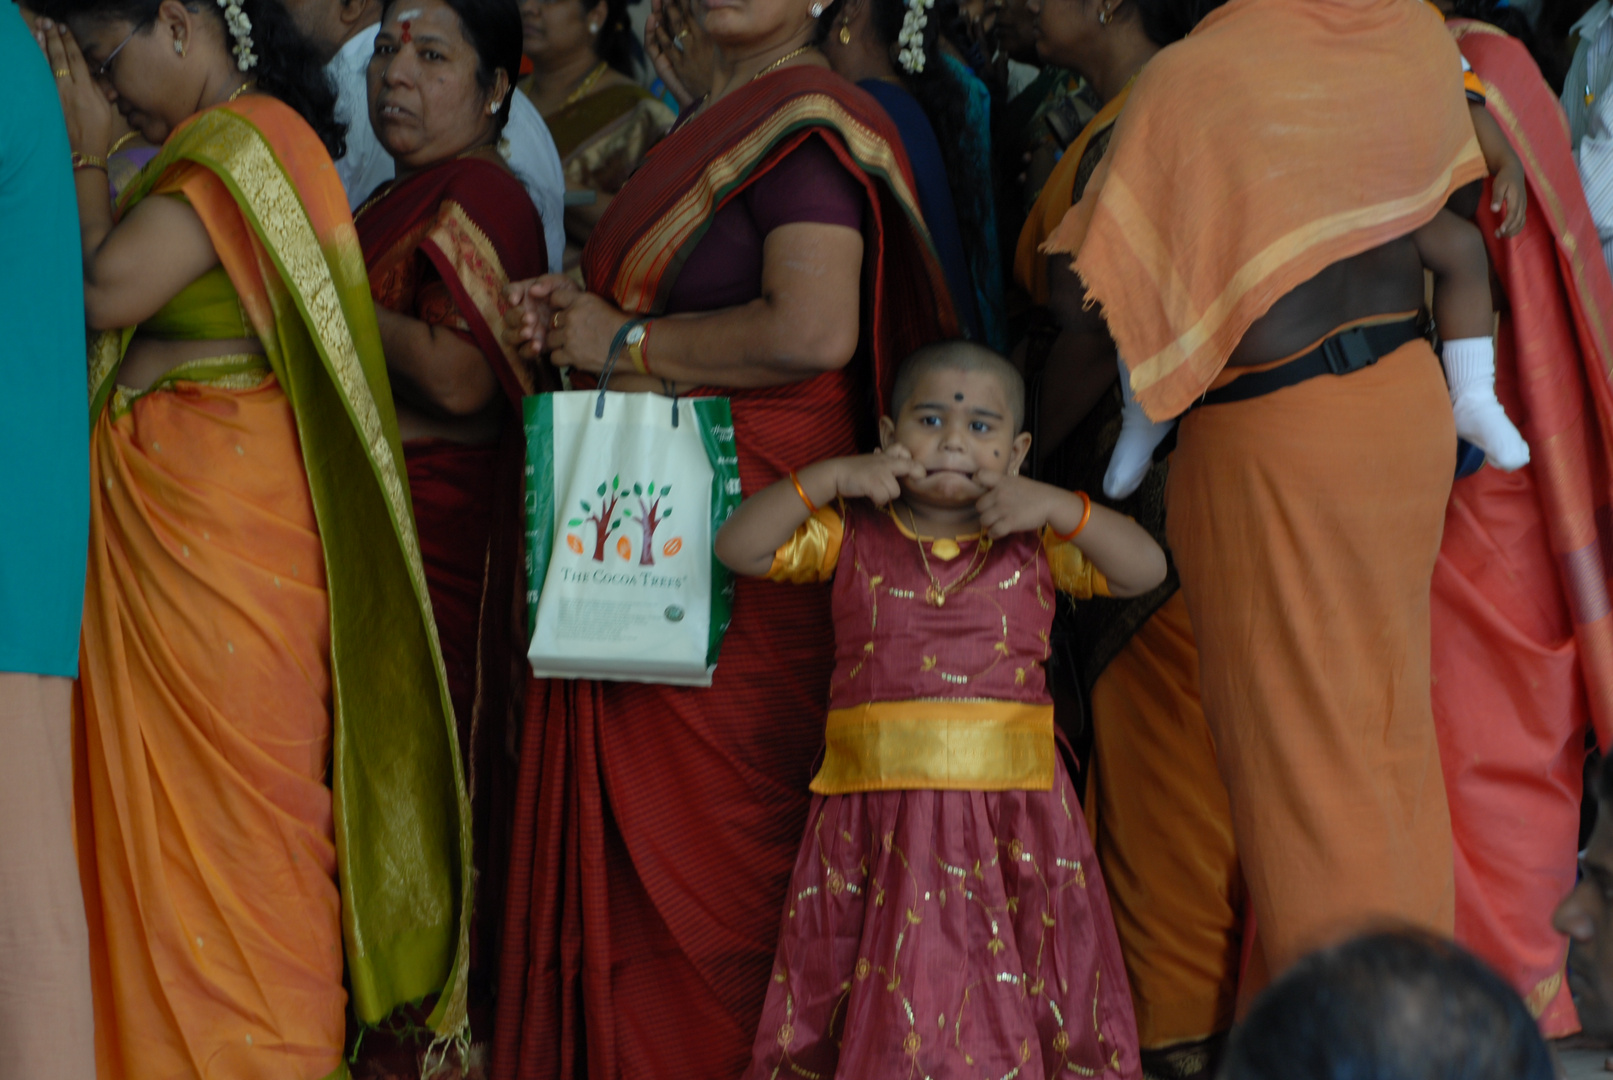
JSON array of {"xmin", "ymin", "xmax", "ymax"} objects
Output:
[{"xmin": 6, "ymin": 0, "xmax": 1613, "ymax": 1074}]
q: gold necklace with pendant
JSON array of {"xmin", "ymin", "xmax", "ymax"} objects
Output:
[{"xmin": 904, "ymin": 507, "xmax": 991, "ymax": 607}]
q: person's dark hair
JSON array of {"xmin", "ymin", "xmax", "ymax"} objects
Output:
[
  {"xmin": 1133, "ymin": 0, "xmax": 1226, "ymax": 46},
  {"xmin": 823, "ymin": 0, "xmax": 993, "ymax": 340},
  {"xmin": 586, "ymin": 0, "xmax": 639, "ymax": 76},
  {"xmin": 61, "ymin": 0, "xmax": 346, "ymax": 158},
  {"xmin": 1220, "ymin": 930, "xmax": 1554, "ymax": 1080},
  {"xmin": 382, "ymin": 0, "xmax": 522, "ymax": 133},
  {"xmin": 1447, "ymin": 0, "xmax": 1567, "ymax": 94}
]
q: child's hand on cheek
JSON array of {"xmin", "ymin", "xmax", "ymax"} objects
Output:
[
  {"xmin": 836, "ymin": 450, "xmax": 926, "ymax": 506},
  {"xmin": 975, "ymin": 472, "xmax": 1061, "ymax": 539}
]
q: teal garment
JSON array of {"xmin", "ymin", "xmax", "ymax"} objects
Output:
[
  {"xmin": 941, "ymin": 54, "xmax": 1007, "ymax": 352},
  {"xmin": 0, "ymin": 6, "xmax": 88, "ymax": 677}
]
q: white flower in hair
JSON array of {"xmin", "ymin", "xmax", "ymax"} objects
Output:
[
  {"xmin": 896, "ymin": 0, "xmax": 929, "ymax": 73},
  {"xmin": 217, "ymin": 0, "xmax": 258, "ymax": 70}
]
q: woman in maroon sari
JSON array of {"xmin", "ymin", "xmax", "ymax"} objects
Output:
[
  {"xmin": 354, "ymin": 0, "xmax": 547, "ymax": 1065},
  {"xmin": 493, "ymin": 2, "xmax": 955, "ymax": 1074}
]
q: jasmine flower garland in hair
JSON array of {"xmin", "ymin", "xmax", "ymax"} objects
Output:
[
  {"xmin": 896, "ymin": 0, "xmax": 933, "ymax": 74},
  {"xmin": 218, "ymin": 0, "xmax": 257, "ymax": 70}
]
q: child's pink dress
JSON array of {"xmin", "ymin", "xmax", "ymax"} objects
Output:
[{"xmin": 745, "ymin": 501, "xmax": 1141, "ymax": 1079}]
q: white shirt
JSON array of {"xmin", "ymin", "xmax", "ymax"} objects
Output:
[
  {"xmin": 327, "ymin": 24, "xmax": 566, "ymax": 273},
  {"xmin": 1564, "ymin": 0, "xmax": 1613, "ymax": 275}
]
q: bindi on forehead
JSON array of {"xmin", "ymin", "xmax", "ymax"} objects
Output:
[{"xmin": 954, "ymin": 393, "xmax": 964, "ymax": 401}]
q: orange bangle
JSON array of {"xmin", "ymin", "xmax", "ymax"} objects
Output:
[
  {"xmin": 790, "ymin": 471, "xmax": 818, "ymax": 515},
  {"xmin": 1052, "ymin": 491, "xmax": 1092, "ymax": 542}
]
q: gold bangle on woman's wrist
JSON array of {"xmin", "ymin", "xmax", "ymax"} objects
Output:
[{"xmin": 71, "ymin": 151, "xmax": 108, "ymax": 173}]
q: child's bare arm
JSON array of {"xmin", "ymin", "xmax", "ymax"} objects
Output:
[
  {"xmin": 1470, "ymin": 103, "xmax": 1527, "ymax": 237},
  {"xmin": 1411, "ymin": 209, "xmax": 1493, "ymax": 340},
  {"xmin": 973, "ymin": 473, "xmax": 1167, "ymax": 598},
  {"xmin": 714, "ymin": 453, "xmax": 923, "ymax": 578}
]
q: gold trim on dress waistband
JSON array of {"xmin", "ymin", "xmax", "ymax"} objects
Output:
[{"xmin": 109, "ymin": 353, "xmax": 272, "ymax": 419}]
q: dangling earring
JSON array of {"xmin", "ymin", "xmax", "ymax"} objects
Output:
[
  {"xmin": 839, "ymin": 17, "xmax": 851, "ymax": 42},
  {"xmin": 1097, "ymin": 6, "xmax": 1111, "ymax": 23},
  {"xmin": 810, "ymin": 2, "xmax": 824, "ymax": 17},
  {"xmin": 174, "ymin": 37, "xmax": 185, "ymax": 55}
]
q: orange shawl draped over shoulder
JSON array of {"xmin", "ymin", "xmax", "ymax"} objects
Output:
[{"xmin": 1044, "ymin": 0, "xmax": 1486, "ymax": 420}]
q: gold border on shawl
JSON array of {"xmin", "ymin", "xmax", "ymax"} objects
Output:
[
  {"xmin": 430, "ymin": 201, "xmax": 534, "ymax": 394},
  {"xmin": 810, "ymin": 700, "xmax": 1055, "ymax": 794},
  {"xmin": 1465, "ymin": 77, "xmax": 1613, "ymax": 378},
  {"xmin": 1118, "ymin": 140, "xmax": 1487, "ymax": 396},
  {"xmin": 611, "ymin": 93, "xmax": 922, "ymax": 314},
  {"xmin": 172, "ymin": 113, "xmax": 435, "ymax": 658}
]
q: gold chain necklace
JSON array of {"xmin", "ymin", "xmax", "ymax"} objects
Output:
[
  {"xmin": 903, "ymin": 507, "xmax": 992, "ymax": 607},
  {"xmin": 752, "ymin": 44, "xmax": 814, "ymax": 81},
  {"xmin": 564, "ymin": 61, "xmax": 609, "ymax": 106},
  {"xmin": 227, "ymin": 80, "xmax": 256, "ymax": 102}
]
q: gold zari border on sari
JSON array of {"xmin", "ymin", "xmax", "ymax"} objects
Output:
[{"xmin": 810, "ymin": 700, "xmax": 1055, "ymax": 794}]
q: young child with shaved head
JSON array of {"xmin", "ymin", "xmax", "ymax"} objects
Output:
[{"xmin": 717, "ymin": 339, "xmax": 1163, "ymax": 1079}]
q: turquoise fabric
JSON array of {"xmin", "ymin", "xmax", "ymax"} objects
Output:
[
  {"xmin": 0, "ymin": 6, "xmax": 88, "ymax": 677},
  {"xmin": 941, "ymin": 54, "xmax": 1007, "ymax": 352}
]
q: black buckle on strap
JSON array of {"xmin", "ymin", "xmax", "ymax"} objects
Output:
[{"xmin": 1320, "ymin": 326, "xmax": 1380, "ymax": 376}]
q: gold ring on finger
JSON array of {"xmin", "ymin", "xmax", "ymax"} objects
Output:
[{"xmin": 54, "ymin": 67, "xmax": 71, "ymax": 78}]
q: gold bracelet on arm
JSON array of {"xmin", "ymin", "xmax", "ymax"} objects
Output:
[
  {"xmin": 1051, "ymin": 491, "xmax": 1092, "ymax": 542},
  {"xmin": 790, "ymin": 471, "xmax": 818, "ymax": 516}
]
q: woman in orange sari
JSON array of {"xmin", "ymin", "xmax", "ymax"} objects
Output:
[
  {"xmin": 492, "ymin": 4, "xmax": 955, "ymax": 1074},
  {"xmin": 1431, "ymin": 16, "xmax": 1613, "ymax": 1037},
  {"xmin": 354, "ymin": 0, "xmax": 548, "ymax": 1058},
  {"xmin": 1013, "ymin": 1, "xmax": 1237, "ymax": 1074},
  {"xmin": 41, "ymin": 1, "xmax": 472, "ymax": 1076}
]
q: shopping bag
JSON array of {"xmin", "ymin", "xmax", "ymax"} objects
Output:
[{"xmin": 524, "ymin": 387, "xmax": 741, "ymax": 685}]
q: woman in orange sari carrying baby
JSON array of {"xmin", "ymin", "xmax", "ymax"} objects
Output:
[{"xmin": 40, "ymin": 1, "xmax": 472, "ymax": 1076}]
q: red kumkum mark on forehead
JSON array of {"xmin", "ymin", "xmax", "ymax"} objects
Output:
[{"xmin": 400, "ymin": 20, "xmax": 412, "ymax": 42}]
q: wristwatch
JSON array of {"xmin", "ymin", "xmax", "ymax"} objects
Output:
[{"xmin": 625, "ymin": 320, "xmax": 651, "ymax": 375}]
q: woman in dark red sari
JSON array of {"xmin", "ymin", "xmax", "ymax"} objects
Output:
[
  {"xmin": 494, "ymin": 3, "xmax": 955, "ymax": 1074},
  {"xmin": 355, "ymin": 0, "xmax": 547, "ymax": 1066}
]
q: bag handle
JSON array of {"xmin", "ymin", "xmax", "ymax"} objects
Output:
[{"xmin": 594, "ymin": 317, "xmax": 681, "ymax": 429}]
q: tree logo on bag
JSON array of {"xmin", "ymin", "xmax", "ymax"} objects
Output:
[
  {"xmin": 565, "ymin": 476, "xmax": 683, "ymax": 565},
  {"xmin": 567, "ymin": 475, "xmax": 626, "ymax": 562}
]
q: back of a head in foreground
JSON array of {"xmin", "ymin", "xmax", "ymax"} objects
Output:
[
  {"xmin": 1219, "ymin": 930, "xmax": 1553, "ymax": 1080},
  {"xmin": 889, "ymin": 340, "xmax": 1027, "ymax": 433}
]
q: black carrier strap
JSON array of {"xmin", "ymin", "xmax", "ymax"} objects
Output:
[{"xmin": 1196, "ymin": 316, "xmax": 1426, "ymax": 408}]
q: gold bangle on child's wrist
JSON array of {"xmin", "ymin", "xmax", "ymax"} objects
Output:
[
  {"xmin": 71, "ymin": 151, "xmax": 108, "ymax": 173},
  {"xmin": 1052, "ymin": 491, "xmax": 1092, "ymax": 542},
  {"xmin": 790, "ymin": 471, "xmax": 818, "ymax": 515}
]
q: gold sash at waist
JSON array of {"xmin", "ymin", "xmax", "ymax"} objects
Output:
[
  {"xmin": 810, "ymin": 700, "xmax": 1054, "ymax": 795},
  {"xmin": 110, "ymin": 354, "xmax": 271, "ymax": 419}
]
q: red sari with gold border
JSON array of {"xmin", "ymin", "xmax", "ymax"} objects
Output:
[
  {"xmin": 493, "ymin": 66, "xmax": 955, "ymax": 1080},
  {"xmin": 355, "ymin": 156, "xmax": 549, "ymax": 1051},
  {"xmin": 1433, "ymin": 20, "xmax": 1613, "ymax": 1036}
]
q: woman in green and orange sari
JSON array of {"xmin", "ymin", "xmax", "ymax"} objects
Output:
[
  {"xmin": 40, "ymin": 1, "xmax": 472, "ymax": 1076},
  {"xmin": 493, "ymin": 4, "xmax": 956, "ymax": 1073}
]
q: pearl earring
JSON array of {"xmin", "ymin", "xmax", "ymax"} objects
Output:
[
  {"xmin": 1097, "ymin": 6, "xmax": 1111, "ymax": 22},
  {"xmin": 589, "ymin": 21, "xmax": 599, "ymax": 31},
  {"xmin": 810, "ymin": 2, "xmax": 824, "ymax": 16}
]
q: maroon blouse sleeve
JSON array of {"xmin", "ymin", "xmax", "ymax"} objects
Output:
[{"xmin": 744, "ymin": 134, "xmax": 865, "ymax": 233}]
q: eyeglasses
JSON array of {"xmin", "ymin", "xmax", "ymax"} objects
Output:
[{"xmin": 93, "ymin": 20, "xmax": 149, "ymax": 81}]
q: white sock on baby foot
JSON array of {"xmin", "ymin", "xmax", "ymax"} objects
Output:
[
  {"xmin": 1444, "ymin": 337, "xmax": 1530, "ymax": 471},
  {"xmin": 1104, "ymin": 352, "xmax": 1175, "ymax": 499}
]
